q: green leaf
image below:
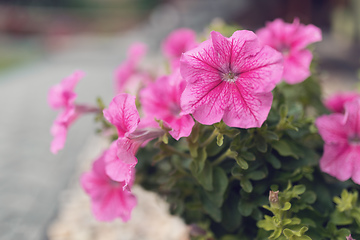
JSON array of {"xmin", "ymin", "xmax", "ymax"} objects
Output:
[
  {"xmin": 240, "ymin": 178, "xmax": 253, "ymax": 193},
  {"xmin": 267, "ymin": 154, "xmax": 281, "ymax": 169},
  {"xmin": 191, "ymin": 161, "xmax": 213, "ymax": 191},
  {"xmin": 235, "ymin": 156, "xmax": 249, "ymax": 169},
  {"xmin": 200, "ymin": 190, "xmax": 222, "ymax": 222},
  {"xmin": 221, "ymin": 192, "xmax": 242, "ymax": 232},
  {"xmin": 240, "ymin": 151, "xmax": 256, "ymax": 161},
  {"xmin": 238, "ymin": 198, "xmax": 253, "ymax": 216},
  {"xmin": 265, "ymin": 131, "xmax": 279, "ymax": 141},
  {"xmin": 205, "ymin": 167, "xmax": 229, "ymax": 207},
  {"xmin": 256, "ymin": 136, "xmax": 268, "ymax": 153},
  {"xmin": 330, "ymin": 209, "xmax": 353, "ymax": 225},
  {"xmin": 246, "ymin": 170, "xmax": 267, "ymax": 181},
  {"xmin": 272, "ymin": 140, "xmax": 299, "ymax": 159}
]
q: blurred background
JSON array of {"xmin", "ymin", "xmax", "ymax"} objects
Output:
[{"xmin": 0, "ymin": 0, "xmax": 359, "ymax": 240}]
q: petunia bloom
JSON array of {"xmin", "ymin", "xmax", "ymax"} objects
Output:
[
  {"xmin": 81, "ymin": 151, "xmax": 137, "ymax": 222},
  {"xmin": 324, "ymin": 91, "xmax": 360, "ymax": 113},
  {"xmin": 114, "ymin": 42, "xmax": 151, "ymax": 95},
  {"xmin": 256, "ymin": 18, "xmax": 322, "ymax": 84},
  {"xmin": 48, "ymin": 71, "xmax": 100, "ymax": 154},
  {"xmin": 104, "ymin": 141, "xmax": 135, "ymax": 187},
  {"xmin": 50, "ymin": 106, "xmax": 79, "ymax": 154},
  {"xmin": 140, "ymin": 70, "xmax": 194, "ymax": 140},
  {"xmin": 103, "ymin": 93, "xmax": 140, "ymax": 138},
  {"xmin": 180, "ymin": 30, "xmax": 283, "ymax": 128},
  {"xmin": 48, "ymin": 70, "xmax": 84, "ymax": 109},
  {"xmin": 162, "ymin": 28, "xmax": 198, "ymax": 69},
  {"xmin": 316, "ymin": 98, "xmax": 360, "ymax": 184},
  {"xmin": 103, "ymin": 93, "xmax": 165, "ymax": 182}
]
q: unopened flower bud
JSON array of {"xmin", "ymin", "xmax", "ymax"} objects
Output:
[
  {"xmin": 269, "ymin": 190, "xmax": 279, "ymax": 208},
  {"xmin": 346, "ymin": 234, "xmax": 356, "ymax": 240}
]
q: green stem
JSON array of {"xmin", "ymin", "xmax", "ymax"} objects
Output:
[
  {"xmin": 200, "ymin": 128, "xmax": 219, "ymax": 148},
  {"xmin": 162, "ymin": 144, "xmax": 191, "ymax": 159},
  {"xmin": 212, "ymin": 148, "xmax": 232, "ymax": 166}
]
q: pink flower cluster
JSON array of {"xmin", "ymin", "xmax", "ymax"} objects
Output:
[
  {"xmin": 257, "ymin": 18, "xmax": 322, "ymax": 84},
  {"xmin": 48, "ymin": 19, "xmax": 323, "ymax": 222},
  {"xmin": 48, "ymin": 71, "xmax": 100, "ymax": 154},
  {"xmin": 317, "ymin": 92, "xmax": 360, "ymax": 184}
]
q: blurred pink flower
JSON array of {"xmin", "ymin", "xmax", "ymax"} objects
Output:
[
  {"xmin": 50, "ymin": 106, "xmax": 78, "ymax": 154},
  {"xmin": 346, "ymin": 235, "xmax": 356, "ymax": 240},
  {"xmin": 162, "ymin": 28, "xmax": 198, "ymax": 69},
  {"xmin": 316, "ymin": 99, "xmax": 360, "ymax": 184},
  {"xmin": 48, "ymin": 70, "xmax": 84, "ymax": 109},
  {"xmin": 324, "ymin": 91, "xmax": 360, "ymax": 113},
  {"xmin": 81, "ymin": 150, "xmax": 137, "ymax": 222},
  {"xmin": 256, "ymin": 18, "xmax": 322, "ymax": 84},
  {"xmin": 180, "ymin": 30, "xmax": 283, "ymax": 128},
  {"xmin": 103, "ymin": 93, "xmax": 140, "ymax": 138},
  {"xmin": 114, "ymin": 42, "xmax": 151, "ymax": 95},
  {"xmin": 140, "ymin": 70, "xmax": 194, "ymax": 140},
  {"xmin": 104, "ymin": 141, "xmax": 135, "ymax": 187},
  {"xmin": 48, "ymin": 71, "xmax": 100, "ymax": 154}
]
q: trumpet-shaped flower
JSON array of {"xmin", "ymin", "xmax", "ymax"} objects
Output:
[
  {"xmin": 103, "ymin": 93, "xmax": 165, "ymax": 181},
  {"xmin": 104, "ymin": 141, "xmax": 135, "ymax": 187},
  {"xmin": 48, "ymin": 71, "xmax": 99, "ymax": 154},
  {"xmin": 316, "ymin": 99, "xmax": 360, "ymax": 184},
  {"xmin": 103, "ymin": 93, "xmax": 140, "ymax": 138},
  {"xmin": 81, "ymin": 151, "xmax": 137, "ymax": 222},
  {"xmin": 256, "ymin": 18, "xmax": 322, "ymax": 84},
  {"xmin": 114, "ymin": 43, "xmax": 150, "ymax": 94},
  {"xmin": 324, "ymin": 91, "xmax": 360, "ymax": 113},
  {"xmin": 48, "ymin": 71, "xmax": 84, "ymax": 109},
  {"xmin": 180, "ymin": 30, "xmax": 283, "ymax": 128},
  {"xmin": 162, "ymin": 28, "xmax": 198, "ymax": 69},
  {"xmin": 140, "ymin": 70, "xmax": 194, "ymax": 140},
  {"xmin": 50, "ymin": 107, "xmax": 79, "ymax": 154}
]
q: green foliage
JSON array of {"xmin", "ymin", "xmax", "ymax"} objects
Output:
[{"xmin": 131, "ymin": 23, "xmax": 360, "ymax": 240}]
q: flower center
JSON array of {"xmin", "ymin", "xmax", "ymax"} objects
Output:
[
  {"xmin": 222, "ymin": 71, "xmax": 237, "ymax": 83},
  {"xmin": 349, "ymin": 135, "xmax": 360, "ymax": 145}
]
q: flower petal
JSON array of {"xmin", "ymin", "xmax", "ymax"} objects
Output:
[
  {"xmin": 282, "ymin": 49, "xmax": 312, "ymax": 84},
  {"xmin": 320, "ymin": 143, "xmax": 354, "ymax": 182},
  {"xmin": 103, "ymin": 93, "xmax": 140, "ymax": 137},
  {"xmin": 223, "ymin": 84, "xmax": 273, "ymax": 128},
  {"xmin": 315, "ymin": 113, "xmax": 347, "ymax": 144}
]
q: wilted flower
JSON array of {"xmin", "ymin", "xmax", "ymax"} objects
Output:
[
  {"xmin": 180, "ymin": 30, "xmax": 283, "ymax": 128},
  {"xmin": 256, "ymin": 18, "xmax": 322, "ymax": 84}
]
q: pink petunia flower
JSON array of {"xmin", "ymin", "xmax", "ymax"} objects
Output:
[
  {"xmin": 104, "ymin": 141, "xmax": 135, "ymax": 187},
  {"xmin": 256, "ymin": 18, "xmax": 322, "ymax": 84},
  {"xmin": 162, "ymin": 28, "xmax": 198, "ymax": 69},
  {"xmin": 180, "ymin": 30, "xmax": 283, "ymax": 128},
  {"xmin": 48, "ymin": 70, "xmax": 85, "ymax": 109},
  {"xmin": 50, "ymin": 106, "xmax": 79, "ymax": 154},
  {"xmin": 346, "ymin": 235, "xmax": 356, "ymax": 240},
  {"xmin": 81, "ymin": 150, "xmax": 137, "ymax": 222},
  {"xmin": 103, "ymin": 93, "xmax": 165, "ymax": 181},
  {"xmin": 103, "ymin": 93, "xmax": 140, "ymax": 138},
  {"xmin": 114, "ymin": 42, "xmax": 151, "ymax": 95},
  {"xmin": 316, "ymin": 98, "xmax": 360, "ymax": 184},
  {"xmin": 140, "ymin": 70, "xmax": 194, "ymax": 140},
  {"xmin": 324, "ymin": 91, "xmax": 360, "ymax": 113},
  {"xmin": 49, "ymin": 71, "xmax": 100, "ymax": 154}
]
